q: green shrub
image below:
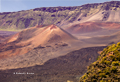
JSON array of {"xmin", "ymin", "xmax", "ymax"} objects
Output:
[
  {"xmin": 100, "ymin": 57, "xmax": 107, "ymax": 64},
  {"xmin": 92, "ymin": 79, "xmax": 97, "ymax": 82},
  {"xmin": 109, "ymin": 55, "xmax": 116, "ymax": 61},
  {"xmin": 112, "ymin": 61, "xmax": 120, "ymax": 66},
  {"xmin": 116, "ymin": 55, "xmax": 120, "ymax": 61},
  {"xmin": 97, "ymin": 56, "xmax": 100, "ymax": 60},
  {"xmin": 103, "ymin": 68, "xmax": 110, "ymax": 75},
  {"xmin": 92, "ymin": 73, "xmax": 97, "ymax": 78},
  {"xmin": 107, "ymin": 80, "xmax": 111, "ymax": 82},
  {"xmin": 81, "ymin": 74, "xmax": 87, "ymax": 79},
  {"xmin": 117, "ymin": 42, "xmax": 120, "ymax": 47},
  {"xmin": 104, "ymin": 60, "xmax": 111, "ymax": 65},
  {"xmin": 111, "ymin": 66, "xmax": 117, "ymax": 73},
  {"xmin": 99, "ymin": 73, "xmax": 106, "ymax": 78},
  {"xmin": 80, "ymin": 42, "xmax": 120, "ymax": 82},
  {"xmin": 100, "ymin": 80, "xmax": 105, "ymax": 82},
  {"xmin": 100, "ymin": 80, "xmax": 111, "ymax": 82},
  {"xmin": 98, "ymin": 69, "xmax": 102, "ymax": 73},
  {"xmin": 113, "ymin": 50, "xmax": 120, "ymax": 56}
]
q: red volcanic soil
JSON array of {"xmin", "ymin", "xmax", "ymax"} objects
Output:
[
  {"xmin": 35, "ymin": 24, "xmax": 43, "ymax": 28},
  {"xmin": 6, "ymin": 33, "xmax": 19, "ymax": 43},
  {"xmin": 66, "ymin": 22, "xmax": 120, "ymax": 34},
  {"xmin": 49, "ymin": 24, "xmax": 57, "ymax": 30},
  {"xmin": 99, "ymin": 22, "xmax": 120, "ymax": 29},
  {"xmin": 0, "ymin": 24, "xmax": 76, "ymax": 59}
]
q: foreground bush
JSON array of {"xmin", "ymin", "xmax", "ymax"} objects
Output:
[{"xmin": 80, "ymin": 42, "xmax": 120, "ymax": 82}]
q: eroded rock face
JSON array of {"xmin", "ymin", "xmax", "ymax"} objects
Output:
[{"xmin": 1, "ymin": 1, "xmax": 120, "ymax": 29}]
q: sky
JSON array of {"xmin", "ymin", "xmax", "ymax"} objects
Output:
[{"xmin": 0, "ymin": 0, "xmax": 119, "ymax": 12}]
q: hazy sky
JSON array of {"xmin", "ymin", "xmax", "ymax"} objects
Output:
[{"xmin": 0, "ymin": 0, "xmax": 119, "ymax": 12}]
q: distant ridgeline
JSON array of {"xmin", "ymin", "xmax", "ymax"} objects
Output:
[
  {"xmin": 1, "ymin": 1, "xmax": 120, "ymax": 29},
  {"xmin": 80, "ymin": 42, "xmax": 120, "ymax": 82}
]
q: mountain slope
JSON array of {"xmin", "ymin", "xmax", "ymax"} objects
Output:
[
  {"xmin": 0, "ymin": 24, "xmax": 76, "ymax": 59},
  {"xmin": 80, "ymin": 42, "xmax": 120, "ymax": 82},
  {"xmin": 65, "ymin": 22, "xmax": 120, "ymax": 34},
  {"xmin": 1, "ymin": 1, "xmax": 120, "ymax": 30},
  {"xmin": 6, "ymin": 24, "xmax": 76, "ymax": 44}
]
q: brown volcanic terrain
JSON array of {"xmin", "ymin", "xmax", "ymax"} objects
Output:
[
  {"xmin": 81, "ymin": 30, "xmax": 120, "ymax": 45},
  {"xmin": 65, "ymin": 22, "xmax": 120, "ymax": 34},
  {"xmin": 0, "ymin": 24, "xmax": 108, "ymax": 70},
  {"xmin": 0, "ymin": 23, "xmax": 120, "ymax": 70},
  {"xmin": 0, "ymin": 22, "xmax": 120, "ymax": 82},
  {"xmin": 0, "ymin": 46, "xmax": 106, "ymax": 82},
  {"xmin": 0, "ymin": 24, "xmax": 77, "ymax": 59}
]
